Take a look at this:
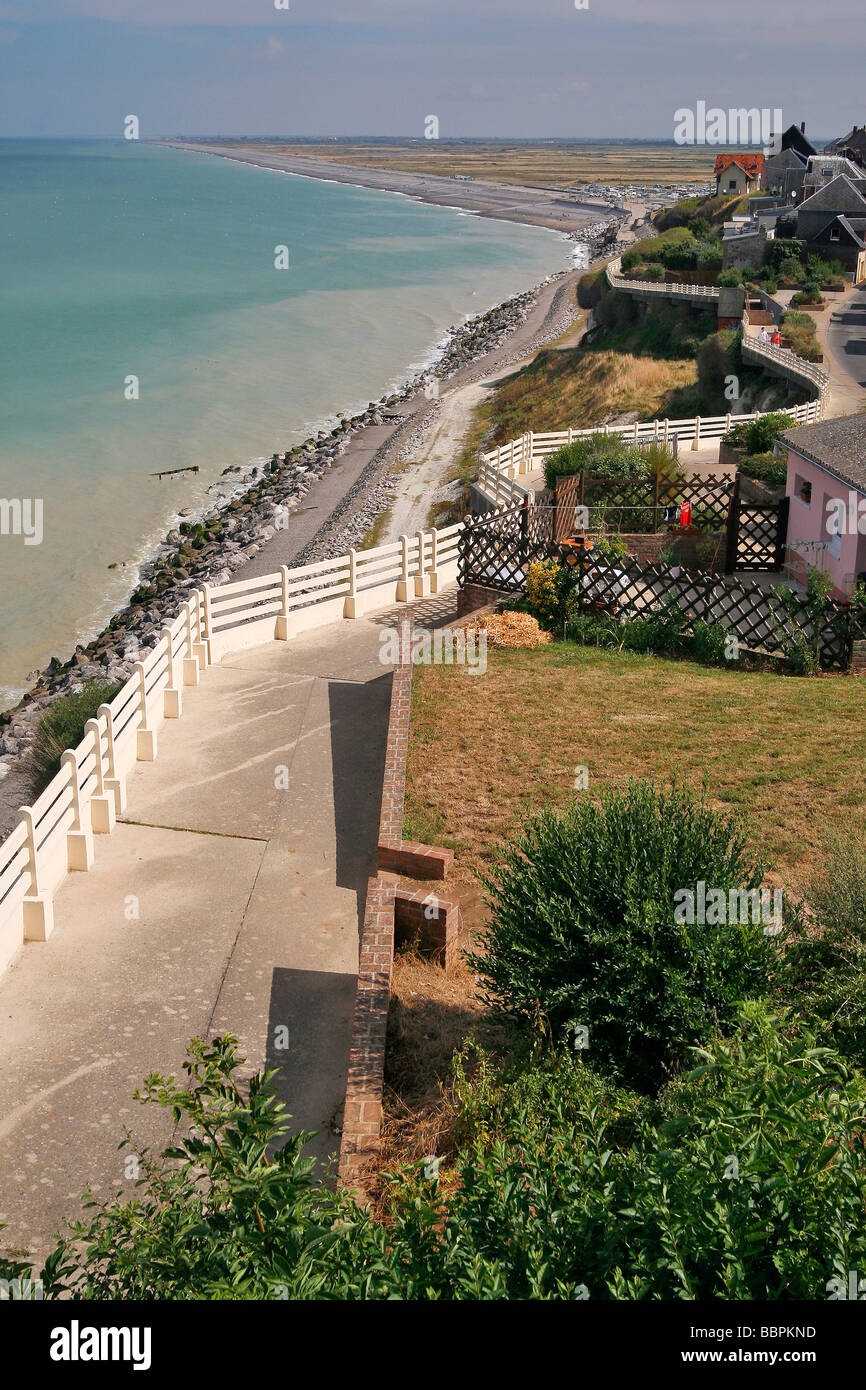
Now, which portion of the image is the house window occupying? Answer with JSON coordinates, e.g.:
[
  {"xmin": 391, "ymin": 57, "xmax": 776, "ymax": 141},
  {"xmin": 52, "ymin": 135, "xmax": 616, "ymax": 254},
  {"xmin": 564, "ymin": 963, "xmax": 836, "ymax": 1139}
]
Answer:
[
  {"xmin": 794, "ymin": 474, "xmax": 812, "ymax": 505},
  {"xmin": 830, "ymin": 226, "xmax": 840, "ymax": 242},
  {"xmin": 728, "ymin": 179, "xmax": 737, "ymax": 191}
]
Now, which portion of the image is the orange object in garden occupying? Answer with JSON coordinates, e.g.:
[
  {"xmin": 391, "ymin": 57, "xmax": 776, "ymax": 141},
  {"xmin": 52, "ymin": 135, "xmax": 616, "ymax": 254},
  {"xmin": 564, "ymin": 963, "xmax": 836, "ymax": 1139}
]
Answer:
[{"xmin": 679, "ymin": 500, "xmax": 692, "ymax": 528}]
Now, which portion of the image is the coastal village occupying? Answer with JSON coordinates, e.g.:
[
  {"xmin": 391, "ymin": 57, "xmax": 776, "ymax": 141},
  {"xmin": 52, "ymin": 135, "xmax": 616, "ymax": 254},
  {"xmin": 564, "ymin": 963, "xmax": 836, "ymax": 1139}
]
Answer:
[{"xmin": 2, "ymin": 109, "xmax": 866, "ymax": 1309}]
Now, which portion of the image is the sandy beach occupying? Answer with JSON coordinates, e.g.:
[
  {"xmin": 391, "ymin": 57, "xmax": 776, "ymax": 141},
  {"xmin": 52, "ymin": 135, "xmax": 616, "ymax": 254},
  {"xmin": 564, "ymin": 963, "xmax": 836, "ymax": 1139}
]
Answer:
[{"xmin": 161, "ymin": 141, "xmax": 615, "ymax": 234}]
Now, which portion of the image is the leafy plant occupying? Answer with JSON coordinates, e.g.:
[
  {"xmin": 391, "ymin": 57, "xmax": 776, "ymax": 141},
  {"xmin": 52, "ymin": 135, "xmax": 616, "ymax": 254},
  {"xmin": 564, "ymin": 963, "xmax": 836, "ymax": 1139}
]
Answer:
[
  {"xmin": 739, "ymin": 451, "xmax": 788, "ymax": 486},
  {"xmin": 469, "ymin": 780, "xmax": 779, "ymax": 1090},
  {"xmin": 9, "ymin": 1036, "xmax": 345, "ymax": 1300},
  {"xmin": 30, "ymin": 680, "xmax": 122, "ymax": 791},
  {"xmin": 692, "ymin": 620, "xmax": 731, "ymax": 666},
  {"xmin": 525, "ymin": 559, "xmax": 560, "ymax": 630},
  {"xmin": 365, "ymin": 1006, "xmax": 866, "ymax": 1300}
]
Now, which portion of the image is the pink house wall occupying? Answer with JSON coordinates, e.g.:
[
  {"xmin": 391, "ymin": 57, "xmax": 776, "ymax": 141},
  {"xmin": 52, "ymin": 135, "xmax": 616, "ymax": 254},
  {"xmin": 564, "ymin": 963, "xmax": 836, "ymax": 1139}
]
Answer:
[{"xmin": 785, "ymin": 446, "xmax": 866, "ymax": 596}]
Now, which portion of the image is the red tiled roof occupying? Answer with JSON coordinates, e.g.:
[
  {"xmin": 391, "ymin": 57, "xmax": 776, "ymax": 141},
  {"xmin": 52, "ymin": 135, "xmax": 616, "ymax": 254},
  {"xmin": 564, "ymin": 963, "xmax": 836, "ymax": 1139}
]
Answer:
[{"xmin": 714, "ymin": 153, "xmax": 765, "ymax": 177}]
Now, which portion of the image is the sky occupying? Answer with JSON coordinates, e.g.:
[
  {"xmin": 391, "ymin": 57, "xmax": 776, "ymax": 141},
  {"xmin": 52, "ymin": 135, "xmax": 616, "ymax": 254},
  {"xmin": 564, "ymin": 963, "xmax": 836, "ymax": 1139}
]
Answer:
[{"xmin": 0, "ymin": 0, "xmax": 863, "ymax": 141}]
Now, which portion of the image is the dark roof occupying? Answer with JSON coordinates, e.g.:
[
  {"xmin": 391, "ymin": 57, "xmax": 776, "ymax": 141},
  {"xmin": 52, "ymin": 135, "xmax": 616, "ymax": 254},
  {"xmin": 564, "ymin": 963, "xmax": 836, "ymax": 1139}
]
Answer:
[
  {"xmin": 797, "ymin": 174, "xmax": 866, "ymax": 216},
  {"xmin": 809, "ymin": 212, "xmax": 866, "ymax": 248},
  {"xmin": 781, "ymin": 123, "xmax": 817, "ymax": 158},
  {"xmin": 781, "ymin": 414, "xmax": 866, "ymax": 492}
]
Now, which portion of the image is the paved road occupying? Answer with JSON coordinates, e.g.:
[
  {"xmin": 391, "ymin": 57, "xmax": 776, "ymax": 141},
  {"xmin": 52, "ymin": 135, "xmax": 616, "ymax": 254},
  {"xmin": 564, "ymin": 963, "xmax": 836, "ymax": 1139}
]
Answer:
[{"xmin": 827, "ymin": 283, "xmax": 866, "ymax": 395}]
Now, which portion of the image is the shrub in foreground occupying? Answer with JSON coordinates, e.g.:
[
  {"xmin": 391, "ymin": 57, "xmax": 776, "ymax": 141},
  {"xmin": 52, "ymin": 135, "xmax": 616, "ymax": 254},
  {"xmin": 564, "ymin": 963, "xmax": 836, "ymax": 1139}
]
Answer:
[
  {"xmin": 409, "ymin": 1006, "xmax": 866, "ymax": 1299},
  {"xmin": 469, "ymin": 780, "xmax": 778, "ymax": 1090},
  {"xmin": 14, "ymin": 1010, "xmax": 866, "ymax": 1301}
]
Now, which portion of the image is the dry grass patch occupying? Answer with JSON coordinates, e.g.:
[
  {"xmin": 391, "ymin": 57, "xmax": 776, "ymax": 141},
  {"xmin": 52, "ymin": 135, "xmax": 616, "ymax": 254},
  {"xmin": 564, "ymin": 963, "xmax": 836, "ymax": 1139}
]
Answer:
[
  {"xmin": 247, "ymin": 141, "xmax": 714, "ymax": 189},
  {"xmin": 489, "ymin": 348, "xmax": 697, "ymax": 444},
  {"xmin": 406, "ymin": 644, "xmax": 866, "ymax": 893}
]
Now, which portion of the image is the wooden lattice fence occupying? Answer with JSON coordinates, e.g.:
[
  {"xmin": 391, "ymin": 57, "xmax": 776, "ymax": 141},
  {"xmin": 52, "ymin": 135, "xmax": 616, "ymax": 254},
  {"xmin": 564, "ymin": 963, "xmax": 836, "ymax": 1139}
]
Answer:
[{"xmin": 458, "ymin": 503, "xmax": 865, "ymax": 671}]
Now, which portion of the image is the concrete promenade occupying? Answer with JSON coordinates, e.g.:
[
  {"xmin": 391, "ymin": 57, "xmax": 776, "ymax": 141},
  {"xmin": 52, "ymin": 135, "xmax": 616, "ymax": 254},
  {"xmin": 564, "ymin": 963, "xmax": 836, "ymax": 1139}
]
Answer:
[{"xmin": 0, "ymin": 595, "xmax": 453, "ymax": 1262}]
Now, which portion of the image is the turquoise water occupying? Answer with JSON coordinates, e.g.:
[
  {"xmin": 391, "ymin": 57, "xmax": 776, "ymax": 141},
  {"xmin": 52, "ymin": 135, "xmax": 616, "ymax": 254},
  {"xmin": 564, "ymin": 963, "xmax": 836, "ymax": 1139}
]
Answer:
[{"xmin": 0, "ymin": 140, "xmax": 572, "ymax": 707}]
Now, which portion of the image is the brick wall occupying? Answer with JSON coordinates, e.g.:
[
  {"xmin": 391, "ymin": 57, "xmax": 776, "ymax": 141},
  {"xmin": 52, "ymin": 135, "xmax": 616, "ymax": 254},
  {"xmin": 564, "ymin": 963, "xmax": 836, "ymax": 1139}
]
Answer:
[
  {"xmin": 457, "ymin": 582, "xmax": 509, "ymax": 616},
  {"xmin": 338, "ymin": 874, "xmax": 395, "ymax": 1187},
  {"xmin": 338, "ymin": 614, "xmax": 459, "ymax": 1190}
]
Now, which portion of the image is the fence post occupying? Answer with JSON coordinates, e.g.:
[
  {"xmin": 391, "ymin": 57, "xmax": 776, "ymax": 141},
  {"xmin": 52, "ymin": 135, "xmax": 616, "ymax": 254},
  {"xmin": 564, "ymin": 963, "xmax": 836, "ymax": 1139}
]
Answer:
[
  {"xmin": 724, "ymin": 473, "xmax": 741, "ymax": 574},
  {"xmin": 161, "ymin": 627, "xmax": 182, "ymax": 719},
  {"xmin": 526, "ymin": 431, "xmax": 534, "ymax": 472},
  {"xmin": 60, "ymin": 750, "xmax": 94, "ymax": 872},
  {"xmin": 653, "ymin": 472, "xmax": 660, "ymax": 534},
  {"xmin": 97, "ymin": 702, "xmax": 126, "ymax": 817},
  {"xmin": 691, "ymin": 415, "xmax": 701, "ymax": 452},
  {"xmin": 86, "ymin": 716, "xmax": 116, "ymax": 834},
  {"xmin": 182, "ymin": 600, "xmax": 200, "ymax": 686},
  {"xmin": 414, "ymin": 531, "xmax": 430, "ymax": 598},
  {"xmin": 520, "ymin": 495, "xmax": 530, "ymax": 572},
  {"xmin": 396, "ymin": 534, "xmax": 411, "ymax": 602},
  {"xmin": 428, "ymin": 527, "xmax": 440, "ymax": 594},
  {"xmin": 457, "ymin": 515, "xmax": 470, "ymax": 592},
  {"xmin": 195, "ymin": 588, "xmax": 211, "ymax": 670},
  {"xmin": 663, "ymin": 418, "xmax": 669, "ymax": 447},
  {"xmin": 275, "ymin": 565, "xmax": 291, "ymax": 640},
  {"xmin": 774, "ymin": 496, "xmax": 791, "ymax": 573},
  {"xmin": 18, "ymin": 806, "xmax": 54, "ymax": 941},
  {"xmin": 344, "ymin": 548, "xmax": 359, "ymax": 618},
  {"xmin": 134, "ymin": 662, "xmax": 158, "ymax": 762}
]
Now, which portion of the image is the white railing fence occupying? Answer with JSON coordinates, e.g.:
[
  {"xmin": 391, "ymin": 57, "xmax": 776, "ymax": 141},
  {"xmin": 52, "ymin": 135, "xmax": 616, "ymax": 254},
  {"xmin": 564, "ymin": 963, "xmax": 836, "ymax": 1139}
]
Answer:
[
  {"xmin": 0, "ymin": 522, "xmax": 462, "ymax": 978},
  {"xmin": 475, "ymin": 400, "xmax": 823, "ymax": 505},
  {"xmin": 741, "ymin": 317, "xmax": 830, "ymax": 398},
  {"xmin": 606, "ymin": 256, "xmax": 720, "ymax": 301},
  {"xmin": 606, "ymin": 258, "xmax": 831, "ymax": 408}
]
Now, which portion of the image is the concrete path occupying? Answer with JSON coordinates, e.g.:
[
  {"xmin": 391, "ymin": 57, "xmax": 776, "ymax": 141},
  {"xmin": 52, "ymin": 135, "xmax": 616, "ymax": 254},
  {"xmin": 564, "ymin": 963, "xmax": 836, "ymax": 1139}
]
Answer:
[
  {"xmin": 824, "ymin": 283, "xmax": 866, "ymax": 412},
  {"xmin": 0, "ymin": 596, "xmax": 453, "ymax": 1262}
]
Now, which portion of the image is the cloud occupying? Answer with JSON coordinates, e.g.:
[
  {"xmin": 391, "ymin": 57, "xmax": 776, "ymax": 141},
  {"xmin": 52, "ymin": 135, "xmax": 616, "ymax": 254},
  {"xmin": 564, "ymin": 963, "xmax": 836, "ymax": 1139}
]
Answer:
[{"xmin": 8, "ymin": 0, "xmax": 863, "ymax": 26}]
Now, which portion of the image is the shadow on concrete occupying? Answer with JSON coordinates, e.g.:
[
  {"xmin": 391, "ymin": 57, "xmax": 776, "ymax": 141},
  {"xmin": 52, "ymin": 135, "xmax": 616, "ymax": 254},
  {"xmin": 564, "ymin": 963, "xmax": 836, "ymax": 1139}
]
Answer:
[
  {"xmin": 327, "ymin": 673, "xmax": 392, "ymax": 934},
  {"xmin": 266, "ymin": 965, "xmax": 358, "ymax": 1177}
]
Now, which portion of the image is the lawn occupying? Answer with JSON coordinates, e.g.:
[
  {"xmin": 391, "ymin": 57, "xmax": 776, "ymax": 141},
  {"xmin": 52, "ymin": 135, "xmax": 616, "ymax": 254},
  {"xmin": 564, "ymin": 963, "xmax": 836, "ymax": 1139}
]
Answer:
[{"xmin": 405, "ymin": 643, "xmax": 866, "ymax": 894}]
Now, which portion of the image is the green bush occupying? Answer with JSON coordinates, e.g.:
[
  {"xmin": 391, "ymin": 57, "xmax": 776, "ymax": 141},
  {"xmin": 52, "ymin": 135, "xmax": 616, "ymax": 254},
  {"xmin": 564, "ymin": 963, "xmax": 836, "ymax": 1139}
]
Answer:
[
  {"xmin": 30, "ymin": 679, "xmax": 122, "ymax": 790},
  {"xmin": 778, "ymin": 830, "xmax": 866, "ymax": 1071},
  {"xmin": 692, "ymin": 620, "xmax": 731, "ymax": 666},
  {"xmin": 791, "ymin": 281, "xmax": 823, "ymax": 307},
  {"xmin": 641, "ymin": 261, "xmax": 665, "ymax": 281},
  {"xmin": 716, "ymin": 267, "xmax": 743, "ymax": 287},
  {"xmin": 741, "ymin": 412, "xmax": 795, "ymax": 455},
  {"xmin": 542, "ymin": 433, "xmax": 649, "ymax": 492},
  {"xmin": 416, "ymin": 1006, "xmax": 866, "ymax": 1300},
  {"xmin": 781, "ymin": 310, "xmax": 823, "ymax": 361},
  {"xmin": 739, "ymin": 451, "xmax": 788, "ymax": 486},
  {"xmin": 13, "ymin": 1008, "xmax": 866, "ymax": 1301},
  {"xmin": 469, "ymin": 780, "xmax": 778, "ymax": 1090}
]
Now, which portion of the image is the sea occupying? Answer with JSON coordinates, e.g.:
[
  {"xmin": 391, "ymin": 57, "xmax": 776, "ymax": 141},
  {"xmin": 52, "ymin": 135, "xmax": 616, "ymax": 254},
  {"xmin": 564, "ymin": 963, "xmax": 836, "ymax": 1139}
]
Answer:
[{"xmin": 0, "ymin": 140, "xmax": 576, "ymax": 709}]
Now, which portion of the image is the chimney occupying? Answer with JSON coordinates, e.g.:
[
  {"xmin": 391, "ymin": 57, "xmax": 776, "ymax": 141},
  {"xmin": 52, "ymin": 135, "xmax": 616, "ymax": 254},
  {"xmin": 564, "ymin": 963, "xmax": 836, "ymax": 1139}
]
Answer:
[{"xmin": 800, "ymin": 121, "xmax": 806, "ymax": 134}]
